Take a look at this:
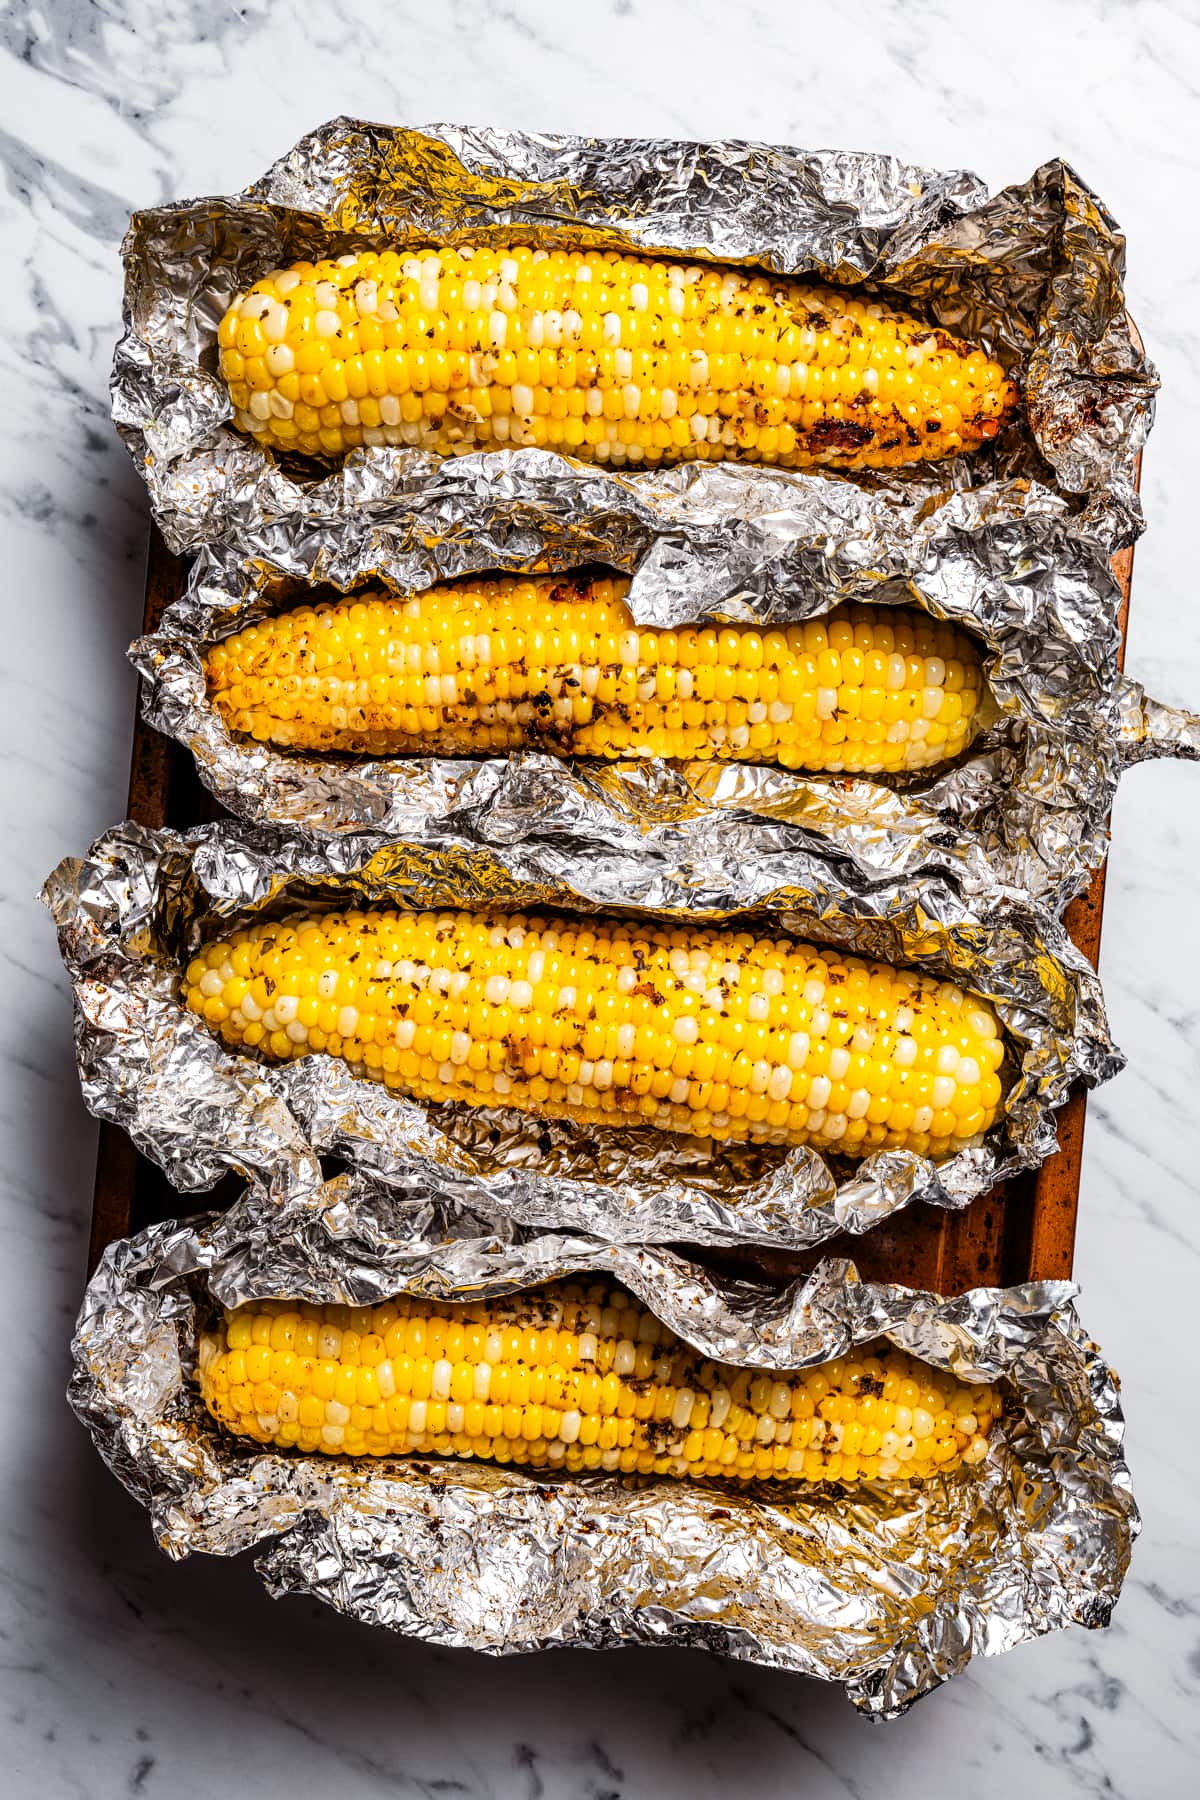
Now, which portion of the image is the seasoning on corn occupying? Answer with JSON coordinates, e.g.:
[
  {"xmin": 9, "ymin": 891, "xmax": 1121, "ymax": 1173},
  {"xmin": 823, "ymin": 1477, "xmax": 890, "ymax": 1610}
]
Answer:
[
  {"xmin": 217, "ymin": 246, "xmax": 1017, "ymax": 470},
  {"xmin": 206, "ymin": 578, "xmax": 986, "ymax": 775},
  {"xmin": 184, "ymin": 907, "xmax": 1006, "ymax": 1157},
  {"xmin": 199, "ymin": 1282, "xmax": 1001, "ymax": 1483}
]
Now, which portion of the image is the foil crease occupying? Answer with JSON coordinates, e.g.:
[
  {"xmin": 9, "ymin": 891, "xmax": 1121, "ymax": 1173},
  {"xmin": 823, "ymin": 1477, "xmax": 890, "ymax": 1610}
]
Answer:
[
  {"xmin": 134, "ymin": 504, "xmax": 1199, "ymax": 907},
  {"xmin": 43, "ymin": 817, "xmax": 1120, "ymax": 1253},
  {"xmin": 69, "ymin": 1179, "xmax": 1138, "ymax": 1717},
  {"xmin": 111, "ymin": 122, "xmax": 1154, "ymax": 559}
]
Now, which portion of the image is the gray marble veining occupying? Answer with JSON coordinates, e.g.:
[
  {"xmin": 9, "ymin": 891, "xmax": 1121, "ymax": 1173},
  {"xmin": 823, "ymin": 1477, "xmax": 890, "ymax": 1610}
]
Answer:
[{"xmin": 4, "ymin": 1, "xmax": 1200, "ymax": 1794}]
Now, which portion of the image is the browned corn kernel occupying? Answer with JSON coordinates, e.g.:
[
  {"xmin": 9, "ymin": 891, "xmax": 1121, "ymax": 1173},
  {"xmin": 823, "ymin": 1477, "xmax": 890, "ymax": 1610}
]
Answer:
[
  {"xmin": 206, "ymin": 578, "xmax": 985, "ymax": 774},
  {"xmin": 199, "ymin": 1282, "xmax": 1002, "ymax": 1483},
  {"xmin": 218, "ymin": 245, "xmax": 1018, "ymax": 470},
  {"xmin": 183, "ymin": 908, "xmax": 1006, "ymax": 1157}
]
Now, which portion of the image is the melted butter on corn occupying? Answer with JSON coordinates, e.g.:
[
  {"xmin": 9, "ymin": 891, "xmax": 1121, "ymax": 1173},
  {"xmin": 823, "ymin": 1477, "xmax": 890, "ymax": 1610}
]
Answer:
[
  {"xmin": 199, "ymin": 1282, "xmax": 1002, "ymax": 1483},
  {"xmin": 184, "ymin": 908, "xmax": 1006, "ymax": 1156},
  {"xmin": 218, "ymin": 246, "xmax": 1017, "ymax": 470},
  {"xmin": 206, "ymin": 580, "xmax": 985, "ymax": 775}
]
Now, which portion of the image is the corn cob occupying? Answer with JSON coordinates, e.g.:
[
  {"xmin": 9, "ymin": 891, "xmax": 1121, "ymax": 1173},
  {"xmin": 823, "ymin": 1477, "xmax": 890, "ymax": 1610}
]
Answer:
[
  {"xmin": 184, "ymin": 908, "xmax": 1005, "ymax": 1157},
  {"xmin": 199, "ymin": 1283, "xmax": 1001, "ymax": 1484},
  {"xmin": 206, "ymin": 579, "xmax": 985, "ymax": 775},
  {"xmin": 217, "ymin": 246, "xmax": 1017, "ymax": 470}
]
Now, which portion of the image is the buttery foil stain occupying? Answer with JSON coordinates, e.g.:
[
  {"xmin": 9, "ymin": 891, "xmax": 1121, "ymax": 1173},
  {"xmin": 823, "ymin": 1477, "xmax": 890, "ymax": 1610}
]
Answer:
[
  {"xmin": 43, "ymin": 817, "xmax": 1120, "ymax": 1252},
  {"xmin": 68, "ymin": 1181, "xmax": 1137, "ymax": 1717}
]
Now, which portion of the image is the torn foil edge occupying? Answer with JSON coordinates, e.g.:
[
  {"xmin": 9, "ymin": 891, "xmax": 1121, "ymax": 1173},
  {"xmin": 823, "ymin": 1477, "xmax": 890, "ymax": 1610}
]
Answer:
[
  {"xmin": 111, "ymin": 122, "xmax": 1154, "ymax": 557},
  {"xmin": 43, "ymin": 816, "xmax": 1121, "ymax": 1253},
  {"xmin": 69, "ymin": 1184, "xmax": 1137, "ymax": 1717}
]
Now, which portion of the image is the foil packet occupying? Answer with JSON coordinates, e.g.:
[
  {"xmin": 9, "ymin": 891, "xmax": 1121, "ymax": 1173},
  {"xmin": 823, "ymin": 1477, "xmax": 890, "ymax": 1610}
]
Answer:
[
  {"xmin": 133, "ymin": 509, "xmax": 1198, "ymax": 908},
  {"xmin": 43, "ymin": 816, "xmax": 1119, "ymax": 1253},
  {"xmin": 69, "ymin": 1177, "xmax": 1137, "ymax": 1717},
  {"xmin": 112, "ymin": 122, "xmax": 1154, "ymax": 560}
]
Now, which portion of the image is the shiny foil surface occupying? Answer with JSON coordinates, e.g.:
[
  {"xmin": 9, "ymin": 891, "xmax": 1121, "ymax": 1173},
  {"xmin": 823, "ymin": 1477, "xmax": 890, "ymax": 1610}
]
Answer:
[
  {"xmin": 133, "ymin": 507, "xmax": 1198, "ymax": 909},
  {"xmin": 43, "ymin": 817, "xmax": 1120, "ymax": 1252},
  {"xmin": 68, "ymin": 1178, "xmax": 1137, "ymax": 1717},
  {"xmin": 111, "ymin": 122, "xmax": 1154, "ymax": 556}
]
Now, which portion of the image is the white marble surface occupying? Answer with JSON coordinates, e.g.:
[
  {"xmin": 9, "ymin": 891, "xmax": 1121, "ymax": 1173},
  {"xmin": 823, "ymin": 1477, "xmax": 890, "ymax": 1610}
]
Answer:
[{"xmin": 5, "ymin": 1, "xmax": 1200, "ymax": 1793}]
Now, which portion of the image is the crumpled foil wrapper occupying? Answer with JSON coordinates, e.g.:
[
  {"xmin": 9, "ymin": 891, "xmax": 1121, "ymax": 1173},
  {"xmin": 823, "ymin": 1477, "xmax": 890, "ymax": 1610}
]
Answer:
[
  {"xmin": 112, "ymin": 121, "xmax": 1154, "ymax": 561},
  {"xmin": 43, "ymin": 815, "xmax": 1120, "ymax": 1252},
  {"xmin": 68, "ymin": 1176, "xmax": 1138, "ymax": 1716},
  {"xmin": 133, "ymin": 504, "xmax": 1200, "ymax": 908}
]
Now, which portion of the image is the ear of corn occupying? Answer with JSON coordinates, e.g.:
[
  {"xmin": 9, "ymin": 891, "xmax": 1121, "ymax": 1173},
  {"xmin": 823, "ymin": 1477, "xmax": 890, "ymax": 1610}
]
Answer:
[
  {"xmin": 184, "ymin": 908, "xmax": 1005, "ymax": 1158},
  {"xmin": 198, "ymin": 1283, "xmax": 1000, "ymax": 1485},
  {"xmin": 206, "ymin": 581, "xmax": 985, "ymax": 775},
  {"xmin": 217, "ymin": 246, "xmax": 1017, "ymax": 470}
]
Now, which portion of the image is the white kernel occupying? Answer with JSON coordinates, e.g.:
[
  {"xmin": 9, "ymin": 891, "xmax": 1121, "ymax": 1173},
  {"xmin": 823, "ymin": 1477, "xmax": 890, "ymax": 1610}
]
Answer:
[
  {"xmin": 829, "ymin": 1047, "xmax": 850, "ymax": 1080},
  {"xmin": 285, "ymin": 1020, "xmax": 307, "ymax": 1044},
  {"xmin": 957, "ymin": 1057, "xmax": 981, "ymax": 1087},
  {"xmin": 768, "ymin": 1065, "xmax": 793, "ymax": 1102},
  {"xmin": 847, "ymin": 1088, "xmax": 871, "ymax": 1118},
  {"xmin": 893, "ymin": 1036, "xmax": 917, "ymax": 1067},
  {"xmin": 614, "ymin": 1340, "xmax": 637, "ymax": 1376},
  {"xmin": 265, "ymin": 343, "xmax": 295, "ymax": 377},
  {"xmin": 912, "ymin": 1105, "xmax": 934, "ymax": 1132},
  {"xmin": 248, "ymin": 390, "xmax": 272, "ymax": 421},
  {"xmin": 807, "ymin": 1074, "xmax": 831, "ymax": 1109},
  {"xmin": 272, "ymin": 994, "xmax": 298, "ymax": 1024},
  {"xmin": 485, "ymin": 976, "xmax": 510, "ymax": 1005},
  {"xmin": 788, "ymin": 1032, "xmax": 810, "ymax": 1069},
  {"xmin": 473, "ymin": 1364, "xmax": 490, "ymax": 1401},
  {"xmin": 709, "ymin": 1388, "xmax": 731, "ymax": 1429},
  {"xmin": 336, "ymin": 1006, "xmax": 359, "ymax": 1037},
  {"xmin": 431, "ymin": 1359, "xmax": 452, "ymax": 1401},
  {"xmin": 932, "ymin": 1076, "xmax": 957, "ymax": 1109},
  {"xmin": 559, "ymin": 1409, "xmax": 582, "ymax": 1444},
  {"xmin": 672, "ymin": 1015, "xmax": 699, "ymax": 1044},
  {"xmin": 407, "ymin": 1399, "xmax": 427, "ymax": 1435},
  {"xmin": 512, "ymin": 383, "xmax": 534, "ymax": 416},
  {"xmin": 315, "ymin": 309, "xmax": 341, "ymax": 339}
]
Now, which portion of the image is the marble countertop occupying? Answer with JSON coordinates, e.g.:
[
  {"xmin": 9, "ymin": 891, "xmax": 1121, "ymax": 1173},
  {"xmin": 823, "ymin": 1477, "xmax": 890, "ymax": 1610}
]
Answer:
[{"xmin": 6, "ymin": 1, "xmax": 1200, "ymax": 1794}]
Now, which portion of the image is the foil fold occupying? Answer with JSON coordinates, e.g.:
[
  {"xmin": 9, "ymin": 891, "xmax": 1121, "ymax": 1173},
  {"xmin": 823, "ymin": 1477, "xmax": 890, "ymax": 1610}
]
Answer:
[
  {"xmin": 69, "ymin": 1178, "xmax": 1137, "ymax": 1716},
  {"xmin": 44, "ymin": 816, "xmax": 1120, "ymax": 1252},
  {"xmin": 112, "ymin": 122, "xmax": 1153, "ymax": 557}
]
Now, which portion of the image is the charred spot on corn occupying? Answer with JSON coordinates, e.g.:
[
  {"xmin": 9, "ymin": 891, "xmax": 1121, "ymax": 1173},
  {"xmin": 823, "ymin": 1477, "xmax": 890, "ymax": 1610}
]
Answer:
[
  {"xmin": 217, "ymin": 245, "xmax": 1018, "ymax": 472},
  {"xmin": 197, "ymin": 1281, "xmax": 1003, "ymax": 1486},
  {"xmin": 183, "ymin": 905, "xmax": 1007, "ymax": 1158},
  {"xmin": 204, "ymin": 578, "xmax": 987, "ymax": 777}
]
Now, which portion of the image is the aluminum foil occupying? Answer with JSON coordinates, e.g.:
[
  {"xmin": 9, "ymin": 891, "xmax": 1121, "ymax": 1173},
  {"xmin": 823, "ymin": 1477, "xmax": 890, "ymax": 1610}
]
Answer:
[
  {"xmin": 69, "ymin": 1176, "xmax": 1137, "ymax": 1717},
  {"xmin": 111, "ymin": 121, "xmax": 1154, "ymax": 560},
  {"xmin": 43, "ymin": 816, "xmax": 1119, "ymax": 1253},
  {"xmin": 132, "ymin": 514, "xmax": 1200, "ymax": 908}
]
